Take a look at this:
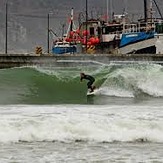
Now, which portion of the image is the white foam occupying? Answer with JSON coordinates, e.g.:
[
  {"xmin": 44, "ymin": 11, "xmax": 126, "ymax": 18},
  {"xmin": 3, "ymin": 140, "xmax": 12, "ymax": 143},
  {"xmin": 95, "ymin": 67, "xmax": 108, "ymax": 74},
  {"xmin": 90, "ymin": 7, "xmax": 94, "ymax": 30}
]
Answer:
[
  {"xmin": 97, "ymin": 87, "xmax": 134, "ymax": 97},
  {"xmin": 0, "ymin": 105, "xmax": 163, "ymax": 143},
  {"xmin": 136, "ymin": 67, "xmax": 163, "ymax": 97},
  {"xmin": 98, "ymin": 64, "xmax": 163, "ymax": 97}
]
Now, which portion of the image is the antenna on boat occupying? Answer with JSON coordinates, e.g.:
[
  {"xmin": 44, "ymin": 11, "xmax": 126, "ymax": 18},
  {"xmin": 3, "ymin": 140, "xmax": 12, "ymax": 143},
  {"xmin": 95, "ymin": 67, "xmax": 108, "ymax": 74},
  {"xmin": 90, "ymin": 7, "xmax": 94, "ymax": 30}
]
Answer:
[{"xmin": 62, "ymin": 24, "xmax": 65, "ymax": 38}]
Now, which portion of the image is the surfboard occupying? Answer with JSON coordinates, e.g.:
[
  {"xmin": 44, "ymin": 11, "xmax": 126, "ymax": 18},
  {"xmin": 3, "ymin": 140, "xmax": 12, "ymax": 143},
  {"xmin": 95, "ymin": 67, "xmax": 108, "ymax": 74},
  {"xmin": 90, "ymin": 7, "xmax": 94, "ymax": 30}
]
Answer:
[
  {"xmin": 87, "ymin": 88, "xmax": 98, "ymax": 96},
  {"xmin": 87, "ymin": 90, "xmax": 95, "ymax": 96}
]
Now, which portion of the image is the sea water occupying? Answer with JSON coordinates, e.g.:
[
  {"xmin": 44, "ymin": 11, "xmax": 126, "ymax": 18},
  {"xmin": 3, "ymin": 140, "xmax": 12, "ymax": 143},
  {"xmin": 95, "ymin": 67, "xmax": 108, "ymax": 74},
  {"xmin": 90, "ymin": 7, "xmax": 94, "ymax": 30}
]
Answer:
[{"xmin": 0, "ymin": 64, "xmax": 163, "ymax": 162}]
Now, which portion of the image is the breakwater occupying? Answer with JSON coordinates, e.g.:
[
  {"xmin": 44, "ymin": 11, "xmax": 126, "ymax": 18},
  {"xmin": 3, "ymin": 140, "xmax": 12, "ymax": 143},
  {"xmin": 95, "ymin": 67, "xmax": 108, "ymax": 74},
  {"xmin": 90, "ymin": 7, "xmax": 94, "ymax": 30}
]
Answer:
[{"xmin": 1, "ymin": 53, "xmax": 163, "ymax": 68}]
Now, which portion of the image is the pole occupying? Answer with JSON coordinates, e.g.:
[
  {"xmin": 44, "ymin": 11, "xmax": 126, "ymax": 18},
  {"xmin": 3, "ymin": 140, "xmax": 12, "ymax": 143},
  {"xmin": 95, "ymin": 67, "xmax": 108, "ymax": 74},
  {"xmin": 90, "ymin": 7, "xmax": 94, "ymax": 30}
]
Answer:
[
  {"xmin": 47, "ymin": 13, "xmax": 50, "ymax": 54},
  {"xmin": 107, "ymin": 0, "xmax": 109, "ymax": 23},
  {"xmin": 5, "ymin": 2, "xmax": 8, "ymax": 54},
  {"xmin": 85, "ymin": 0, "xmax": 88, "ymax": 53},
  {"xmin": 110, "ymin": 0, "xmax": 113, "ymax": 22}
]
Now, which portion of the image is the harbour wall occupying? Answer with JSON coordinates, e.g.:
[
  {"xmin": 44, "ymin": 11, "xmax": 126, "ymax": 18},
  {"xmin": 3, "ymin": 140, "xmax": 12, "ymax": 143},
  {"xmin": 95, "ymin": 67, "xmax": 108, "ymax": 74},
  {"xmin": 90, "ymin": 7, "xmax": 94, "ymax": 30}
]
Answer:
[{"xmin": 0, "ymin": 53, "xmax": 163, "ymax": 68}]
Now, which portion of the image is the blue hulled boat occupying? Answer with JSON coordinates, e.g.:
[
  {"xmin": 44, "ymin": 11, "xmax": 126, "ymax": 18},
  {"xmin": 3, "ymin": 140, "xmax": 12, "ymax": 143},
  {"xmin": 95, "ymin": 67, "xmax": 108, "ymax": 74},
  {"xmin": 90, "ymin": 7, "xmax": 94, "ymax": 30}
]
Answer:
[{"xmin": 52, "ymin": 41, "xmax": 76, "ymax": 54}]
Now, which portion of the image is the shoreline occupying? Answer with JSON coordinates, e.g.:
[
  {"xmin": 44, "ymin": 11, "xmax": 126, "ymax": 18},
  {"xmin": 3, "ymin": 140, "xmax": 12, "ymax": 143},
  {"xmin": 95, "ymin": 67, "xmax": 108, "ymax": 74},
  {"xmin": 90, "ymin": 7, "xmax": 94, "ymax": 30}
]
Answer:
[{"xmin": 0, "ymin": 53, "xmax": 163, "ymax": 68}]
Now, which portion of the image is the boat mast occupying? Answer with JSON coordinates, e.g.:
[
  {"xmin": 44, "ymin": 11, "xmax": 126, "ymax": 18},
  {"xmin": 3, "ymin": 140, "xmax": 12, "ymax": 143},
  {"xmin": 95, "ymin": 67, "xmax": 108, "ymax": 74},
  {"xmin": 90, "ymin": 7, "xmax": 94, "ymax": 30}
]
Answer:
[
  {"xmin": 149, "ymin": 0, "xmax": 153, "ymax": 22},
  {"xmin": 85, "ymin": 0, "xmax": 88, "ymax": 52},
  {"xmin": 144, "ymin": 0, "xmax": 148, "ymax": 22},
  {"xmin": 66, "ymin": 8, "xmax": 75, "ymax": 38}
]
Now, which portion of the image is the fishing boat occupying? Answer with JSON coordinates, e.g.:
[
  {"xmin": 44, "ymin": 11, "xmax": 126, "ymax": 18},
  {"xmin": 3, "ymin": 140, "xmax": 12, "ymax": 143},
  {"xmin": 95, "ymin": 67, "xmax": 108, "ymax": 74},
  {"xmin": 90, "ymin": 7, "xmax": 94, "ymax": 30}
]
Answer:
[
  {"xmin": 52, "ymin": 41, "xmax": 76, "ymax": 54},
  {"xmin": 51, "ymin": 0, "xmax": 163, "ymax": 55},
  {"xmin": 115, "ymin": 0, "xmax": 163, "ymax": 54},
  {"xmin": 78, "ymin": 0, "xmax": 163, "ymax": 54},
  {"xmin": 118, "ymin": 22, "xmax": 157, "ymax": 54},
  {"xmin": 52, "ymin": 8, "xmax": 77, "ymax": 54}
]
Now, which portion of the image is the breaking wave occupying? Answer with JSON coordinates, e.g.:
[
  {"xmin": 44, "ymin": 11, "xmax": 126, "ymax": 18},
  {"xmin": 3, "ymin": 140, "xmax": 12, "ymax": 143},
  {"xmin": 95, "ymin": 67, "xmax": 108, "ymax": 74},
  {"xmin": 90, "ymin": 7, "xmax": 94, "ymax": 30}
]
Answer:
[
  {"xmin": 0, "ymin": 105, "xmax": 163, "ymax": 144},
  {"xmin": 0, "ymin": 63, "xmax": 163, "ymax": 104}
]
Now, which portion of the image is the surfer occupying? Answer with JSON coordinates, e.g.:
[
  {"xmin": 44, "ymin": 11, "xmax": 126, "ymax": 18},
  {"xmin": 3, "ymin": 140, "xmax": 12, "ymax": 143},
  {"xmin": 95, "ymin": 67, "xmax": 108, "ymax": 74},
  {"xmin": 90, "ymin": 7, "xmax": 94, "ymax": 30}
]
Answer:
[{"xmin": 80, "ymin": 73, "xmax": 95, "ymax": 92}]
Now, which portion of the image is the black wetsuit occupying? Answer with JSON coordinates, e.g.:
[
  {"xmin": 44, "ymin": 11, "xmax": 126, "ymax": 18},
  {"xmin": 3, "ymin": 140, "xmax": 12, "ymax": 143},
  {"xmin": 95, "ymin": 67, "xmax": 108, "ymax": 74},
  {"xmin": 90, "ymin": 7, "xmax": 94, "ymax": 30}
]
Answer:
[{"xmin": 81, "ymin": 74, "xmax": 95, "ymax": 90}]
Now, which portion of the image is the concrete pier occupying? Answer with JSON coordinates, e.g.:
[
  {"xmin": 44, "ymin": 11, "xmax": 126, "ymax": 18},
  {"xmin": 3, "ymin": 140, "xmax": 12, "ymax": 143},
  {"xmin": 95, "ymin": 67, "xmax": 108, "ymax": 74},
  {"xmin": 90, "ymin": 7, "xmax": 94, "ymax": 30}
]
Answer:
[{"xmin": 0, "ymin": 53, "xmax": 163, "ymax": 68}]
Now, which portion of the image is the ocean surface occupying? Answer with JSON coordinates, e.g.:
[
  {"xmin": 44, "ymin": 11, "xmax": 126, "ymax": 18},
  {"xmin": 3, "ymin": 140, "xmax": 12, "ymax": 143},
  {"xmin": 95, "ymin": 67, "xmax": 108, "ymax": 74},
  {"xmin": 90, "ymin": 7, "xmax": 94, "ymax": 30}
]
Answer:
[{"xmin": 1, "ymin": 63, "xmax": 163, "ymax": 162}]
